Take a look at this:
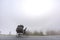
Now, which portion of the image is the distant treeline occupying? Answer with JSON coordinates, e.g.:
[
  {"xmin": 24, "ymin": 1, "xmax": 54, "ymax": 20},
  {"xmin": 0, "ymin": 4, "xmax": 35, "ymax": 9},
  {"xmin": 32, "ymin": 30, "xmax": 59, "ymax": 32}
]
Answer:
[
  {"xmin": 0, "ymin": 30, "xmax": 60, "ymax": 36},
  {"xmin": 25, "ymin": 30, "xmax": 60, "ymax": 36}
]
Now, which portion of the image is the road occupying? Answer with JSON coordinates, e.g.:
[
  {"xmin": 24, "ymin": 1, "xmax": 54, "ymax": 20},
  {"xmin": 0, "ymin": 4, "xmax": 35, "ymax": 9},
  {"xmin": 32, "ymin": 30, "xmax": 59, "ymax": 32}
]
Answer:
[{"xmin": 0, "ymin": 35, "xmax": 60, "ymax": 40}]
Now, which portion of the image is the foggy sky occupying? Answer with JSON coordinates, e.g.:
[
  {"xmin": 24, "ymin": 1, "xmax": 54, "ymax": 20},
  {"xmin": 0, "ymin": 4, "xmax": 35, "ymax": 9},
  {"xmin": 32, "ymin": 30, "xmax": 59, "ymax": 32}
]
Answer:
[{"xmin": 0, "ymin": 0, "xmax": 60, "ymax": 34}]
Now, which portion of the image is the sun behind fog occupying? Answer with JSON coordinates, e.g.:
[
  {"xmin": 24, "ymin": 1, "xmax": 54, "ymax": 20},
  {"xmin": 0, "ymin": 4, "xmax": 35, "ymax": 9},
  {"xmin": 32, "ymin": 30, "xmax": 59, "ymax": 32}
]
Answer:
[{"xmin": 22, "ymin": 0, "xmax": 53, "ymax": 19}]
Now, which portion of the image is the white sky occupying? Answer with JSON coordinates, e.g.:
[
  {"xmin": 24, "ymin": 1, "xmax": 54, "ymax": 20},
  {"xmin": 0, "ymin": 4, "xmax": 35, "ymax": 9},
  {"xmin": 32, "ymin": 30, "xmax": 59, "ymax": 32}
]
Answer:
[{"xmin": 0, "ymin": 0, "xmax": 60, "ymax": 34}]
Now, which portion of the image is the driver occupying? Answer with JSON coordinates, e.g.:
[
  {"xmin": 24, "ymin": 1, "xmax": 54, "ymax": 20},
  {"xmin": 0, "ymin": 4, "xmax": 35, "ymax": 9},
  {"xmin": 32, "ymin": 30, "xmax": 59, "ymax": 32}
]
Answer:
[{"xmin": 16, "ymin": 25, "xmax": 24, "ymax": 33}]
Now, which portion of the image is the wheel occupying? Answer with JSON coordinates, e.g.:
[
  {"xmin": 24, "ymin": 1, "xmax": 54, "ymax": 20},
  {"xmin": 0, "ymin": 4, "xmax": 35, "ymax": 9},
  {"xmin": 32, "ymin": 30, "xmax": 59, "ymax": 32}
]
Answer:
[{"xmin": 16, "ymin": 33, "xmax": 21, "ymax": 38}]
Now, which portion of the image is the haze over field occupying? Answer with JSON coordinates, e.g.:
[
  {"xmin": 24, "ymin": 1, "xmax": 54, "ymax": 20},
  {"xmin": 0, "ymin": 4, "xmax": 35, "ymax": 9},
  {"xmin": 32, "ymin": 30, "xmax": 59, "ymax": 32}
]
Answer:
[{"xmin": 0, "ymin": 0, "xmax": 60, "ymax": 34}]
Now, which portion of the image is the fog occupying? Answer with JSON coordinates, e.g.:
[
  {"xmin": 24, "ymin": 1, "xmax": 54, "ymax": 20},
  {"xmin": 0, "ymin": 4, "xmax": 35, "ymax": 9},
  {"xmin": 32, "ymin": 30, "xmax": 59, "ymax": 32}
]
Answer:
[{"xmin": 0, "ymin": 0, "xmax": 60, "ymax": 34}]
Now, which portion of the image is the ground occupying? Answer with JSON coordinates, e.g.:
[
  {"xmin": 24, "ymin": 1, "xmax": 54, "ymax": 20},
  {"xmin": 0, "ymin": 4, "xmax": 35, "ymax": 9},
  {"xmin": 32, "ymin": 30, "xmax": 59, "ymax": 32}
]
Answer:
[{"xmin": 0, "ymin": 35, "xmax": 60, "ymax": 40}]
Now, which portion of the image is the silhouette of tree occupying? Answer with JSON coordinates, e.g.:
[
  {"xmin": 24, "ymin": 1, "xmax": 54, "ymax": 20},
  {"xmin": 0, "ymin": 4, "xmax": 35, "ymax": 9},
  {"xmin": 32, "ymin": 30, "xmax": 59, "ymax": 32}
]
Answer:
[
  {"xmin": 9, "ymin": 32, "xmax": 11, "ymax": 35},
  {"xmin": 40, "ymin": 31, "xmax": 44, "ymax": 36},
  {"xmin": 0, "ymin": 31, "xmax": 1, "ymax": 34}
]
